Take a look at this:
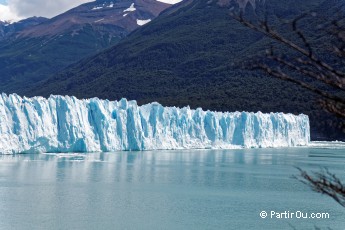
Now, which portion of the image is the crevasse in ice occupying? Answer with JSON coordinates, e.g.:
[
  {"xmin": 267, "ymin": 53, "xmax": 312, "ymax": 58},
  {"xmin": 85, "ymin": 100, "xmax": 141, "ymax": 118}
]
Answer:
[{"xmin": 0, "ymin": 94, "xmax": 310, "ymax": 154}]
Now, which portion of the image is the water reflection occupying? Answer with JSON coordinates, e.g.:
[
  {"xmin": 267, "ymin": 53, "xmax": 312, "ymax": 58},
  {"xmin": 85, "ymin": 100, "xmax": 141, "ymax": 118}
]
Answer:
[
  {"xmin": 1, "ymin": 148, "xmax": 345, "ymax": 185},
  {"xmin": 0, "ymin": 147, "xmax": 344, "ymax": 230}
]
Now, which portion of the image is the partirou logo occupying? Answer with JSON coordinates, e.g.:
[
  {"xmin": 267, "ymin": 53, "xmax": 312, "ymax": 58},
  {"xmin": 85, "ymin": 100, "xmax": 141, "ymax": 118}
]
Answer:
[{"xmin": 259, "ymin": 211, "xmax": 330, "ymax": 219}]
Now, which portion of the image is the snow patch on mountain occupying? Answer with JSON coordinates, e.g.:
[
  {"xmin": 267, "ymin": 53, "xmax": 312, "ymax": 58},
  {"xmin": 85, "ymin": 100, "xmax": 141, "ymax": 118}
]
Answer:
[
  {"xmin": 92, "ymin": 2, "xmax": 115, "ymax": 10},
  {"xmin": 123, "ymin": 3, "xmax": 136, "ymax": 12},
  {"xmin": 94, "ymin": 18, "xmax": 104, "ymax": 23},
  {"xmin": 92, "ymin": 6, "xmax": 103, "ymax": 10},
  {"xmin": 137, "ymin": 19, "xmax": 151, "ymax": 26},
  {"xmin": 156, "ymin": 0, "xmax": 183, "ymax": 4}
]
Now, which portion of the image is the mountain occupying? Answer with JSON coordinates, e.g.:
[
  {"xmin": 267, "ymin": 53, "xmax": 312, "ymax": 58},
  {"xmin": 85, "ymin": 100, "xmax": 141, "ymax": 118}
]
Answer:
[
  {"xmin": 0, "ymin": 0, "xmax": 175, "ymax": 93},
  {"xmin": 16, "ymin": 0, "xmax": 172, "ymax": 38},
  {"xmin": 25, "ymin": 0, "xmax": 344, "ymax": 141},
  {"xmin": 0, "ymin": 17, "xmax": 48, "ymax": 41}
]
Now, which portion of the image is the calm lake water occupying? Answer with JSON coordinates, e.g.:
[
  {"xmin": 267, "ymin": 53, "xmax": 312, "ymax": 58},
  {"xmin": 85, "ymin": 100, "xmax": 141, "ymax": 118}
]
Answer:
[{"xmin": 0, "ymin": 143, "xmax": 344, "ymax": 230}]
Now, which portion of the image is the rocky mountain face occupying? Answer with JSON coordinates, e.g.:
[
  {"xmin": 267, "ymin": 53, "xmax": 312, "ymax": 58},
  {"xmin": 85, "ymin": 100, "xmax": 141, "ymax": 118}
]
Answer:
[
  {"xmin": 17, "ymin": 0, "xmax": 172, "ymax": 38},
  {"xmin": 0, "ymin": 17, "xmax": 48, "ymax": 41},
  {"xmin": 217, "ymin": 0, "xmax": 264, "ymax": 9},
  {"xmin": 0, "ymin": 0, "xmax": 175, "ymax": 93}
]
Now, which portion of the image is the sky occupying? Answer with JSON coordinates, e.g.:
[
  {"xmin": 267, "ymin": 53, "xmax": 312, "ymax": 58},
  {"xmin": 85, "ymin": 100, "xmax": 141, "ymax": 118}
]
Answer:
[{"xmin": 0, "ymin": 0, "xmax": 93, "ymax": 22}]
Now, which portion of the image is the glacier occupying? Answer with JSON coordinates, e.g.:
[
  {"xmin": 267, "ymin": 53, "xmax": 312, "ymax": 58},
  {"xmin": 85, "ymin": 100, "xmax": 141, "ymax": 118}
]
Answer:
[{"xmin": 0, "ymin": 94, "xmax": 310, "ymax": 154}]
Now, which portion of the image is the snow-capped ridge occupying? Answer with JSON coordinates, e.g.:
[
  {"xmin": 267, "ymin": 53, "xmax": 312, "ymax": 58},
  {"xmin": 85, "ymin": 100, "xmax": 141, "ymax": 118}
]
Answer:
[
  {"xmin": 0, "ymin": 94, "xmax": 310, "ymax": 154},
  {"xmin": 92, "ymin": 2, "xmax": 115, "ymax": 10}
]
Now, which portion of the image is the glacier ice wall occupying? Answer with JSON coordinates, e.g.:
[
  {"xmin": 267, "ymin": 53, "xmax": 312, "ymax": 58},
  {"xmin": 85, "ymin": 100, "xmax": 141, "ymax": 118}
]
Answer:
[{"xmin": 0, "ymin": 94, "xmax": 310, "ymax": 154}]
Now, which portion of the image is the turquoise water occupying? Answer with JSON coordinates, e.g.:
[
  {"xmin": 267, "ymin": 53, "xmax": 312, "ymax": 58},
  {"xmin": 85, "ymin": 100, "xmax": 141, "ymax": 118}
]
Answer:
[{"xmin": 0, "ymin": 144, "xmax": 344, "ymax": 229}]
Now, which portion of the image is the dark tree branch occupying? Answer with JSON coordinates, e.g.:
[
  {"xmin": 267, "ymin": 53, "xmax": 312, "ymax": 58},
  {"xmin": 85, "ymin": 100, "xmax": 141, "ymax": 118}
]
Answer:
[
  {"xmin": 229, "ymin": 3, "xmax": 345, "ymax": 212},
  {"xmin": 267, "ymin": 53, "xmax": 345, "ymax": 92},
  {"xmin": 292, "ymin": 13, "xmax": 313, "ymax": 57},
  {"xmin": 295, "ymin": 58, "xmax": 345, "ymax": 89},
  {"xmin": 230, "ymin": 12, "xmax": 345, "ymax": 79},
  {"xmin": 230, "ymin": 11, "xmax": 345, "ymax": 119},
  {"xmin": 255, "ymin": 64, "xmax": 345, "ymax": 106},
  {"xmin": 295, "ymin": 167, "xmax": 345, "ymax": 208}
]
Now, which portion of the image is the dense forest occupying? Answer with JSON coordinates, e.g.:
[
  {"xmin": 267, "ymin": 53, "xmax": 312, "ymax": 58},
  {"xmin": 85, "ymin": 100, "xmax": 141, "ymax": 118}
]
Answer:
[{"xmin": 15, "ymin": 0, "xmax": 345, "ymax": 140}]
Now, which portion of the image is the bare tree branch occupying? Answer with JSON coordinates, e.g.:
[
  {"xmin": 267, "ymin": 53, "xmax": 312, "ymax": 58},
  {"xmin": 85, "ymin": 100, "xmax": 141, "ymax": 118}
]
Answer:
[
  {"xmin": 255, "ymin": 64, "xmax": 345, "ymax": 106},
  {"xmin": 295, "ymin": 167, "xmax": 345, "ymax": 208},
  {"xmin": 230, "ymin": 12, "xmax": 345, "ymax": 79},
  {"xmin": 229, "ymin": 3, "xmax": 345, "ymax": 212},
  {"xmin": 267, "ymin": 53, "xmax": 345, "ymax": 91},
  {"xmin": 230, "ymin": 11, "xmax": 345, "ymax": 119}
]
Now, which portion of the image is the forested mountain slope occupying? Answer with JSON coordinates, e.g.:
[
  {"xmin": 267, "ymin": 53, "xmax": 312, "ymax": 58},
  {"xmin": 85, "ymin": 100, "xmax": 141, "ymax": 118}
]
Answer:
[
  {"xmin": 26, "ymin": 0, "xmax": 344, "ymax": 140},
  {"xmin": 0, "ymin": 0, "xmax": 174, "ymax": 93}
]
